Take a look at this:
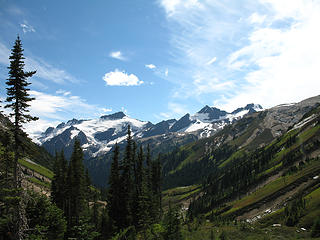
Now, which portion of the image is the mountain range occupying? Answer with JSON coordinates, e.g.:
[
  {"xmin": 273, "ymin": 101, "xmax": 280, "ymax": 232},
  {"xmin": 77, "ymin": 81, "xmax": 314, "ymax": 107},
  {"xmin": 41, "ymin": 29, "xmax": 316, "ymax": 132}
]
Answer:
[{"xmin": 37, "ymin": 103, "xmax": 263, "ymax": 159}]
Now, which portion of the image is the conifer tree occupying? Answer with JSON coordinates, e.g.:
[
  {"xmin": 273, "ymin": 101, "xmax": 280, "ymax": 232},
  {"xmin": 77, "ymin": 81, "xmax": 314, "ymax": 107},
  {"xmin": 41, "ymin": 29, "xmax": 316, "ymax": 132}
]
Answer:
[
  {"xmin": 65, "ymin": 139, "xmax": 86, "ymax": 233},
  {"xmin": 151, "ymin": 154, "xmax": 162, "ymax": 221},
  {"xmin": 107, "ymin": 143, "xmax": 122, "ymax": 232},
  {"xmin": 163, "ymin": 202, "xmax": 183, "ymax": 240},
  {"xmin": 136, "ymin": 146, "xmax": 150, "ymax": 230},
  {"xmin": 5, "ymin": 36, "xmax": 38, "ymax": 187},
  {"xmin": 119, "ymin": 125, "xmax": 134, "ymax": 228},
  {"xmin": 51, "ymin": 151, "xmax": 67, "ymax": 211},
  {"xmin": 4, "ymin": 35, "xmax": 38, "ymax": 240}
]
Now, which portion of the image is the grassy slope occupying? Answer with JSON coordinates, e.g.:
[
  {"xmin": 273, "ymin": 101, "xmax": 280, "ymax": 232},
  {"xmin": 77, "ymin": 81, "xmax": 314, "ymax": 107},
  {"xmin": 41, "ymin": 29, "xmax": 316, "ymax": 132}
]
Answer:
[{"xmin": 19, "ymin": 158, "xmax": 54, "ymax": 180}]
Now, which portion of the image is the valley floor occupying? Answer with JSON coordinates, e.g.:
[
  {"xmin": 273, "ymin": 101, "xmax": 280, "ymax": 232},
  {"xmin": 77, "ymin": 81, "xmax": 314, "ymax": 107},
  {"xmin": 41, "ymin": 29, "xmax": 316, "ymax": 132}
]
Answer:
[{"xmin": 182, "ymin": 222, "xmax": 320, "ymax": 240}]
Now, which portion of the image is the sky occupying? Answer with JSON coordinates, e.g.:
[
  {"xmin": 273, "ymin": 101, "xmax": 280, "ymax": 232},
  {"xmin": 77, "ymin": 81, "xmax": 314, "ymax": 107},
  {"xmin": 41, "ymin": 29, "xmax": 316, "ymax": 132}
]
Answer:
[{"xmin": 0, "ymin": 0, "xmax": 320, "ymax": 139}]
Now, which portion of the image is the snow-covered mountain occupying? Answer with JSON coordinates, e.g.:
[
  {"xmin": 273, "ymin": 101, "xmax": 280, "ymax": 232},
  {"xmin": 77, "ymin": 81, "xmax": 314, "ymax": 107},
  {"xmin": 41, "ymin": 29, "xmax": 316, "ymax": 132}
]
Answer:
[{"xmin": 38, "ymin": 103, "xmax": 263, "ymax": 158}]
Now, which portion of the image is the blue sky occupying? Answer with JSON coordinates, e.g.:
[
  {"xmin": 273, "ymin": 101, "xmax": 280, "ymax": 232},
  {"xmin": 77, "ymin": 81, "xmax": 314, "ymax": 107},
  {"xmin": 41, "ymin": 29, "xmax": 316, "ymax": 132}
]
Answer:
[{"xmin": 1, "ymin": 0, "xmax": 320, "ymax": 138}]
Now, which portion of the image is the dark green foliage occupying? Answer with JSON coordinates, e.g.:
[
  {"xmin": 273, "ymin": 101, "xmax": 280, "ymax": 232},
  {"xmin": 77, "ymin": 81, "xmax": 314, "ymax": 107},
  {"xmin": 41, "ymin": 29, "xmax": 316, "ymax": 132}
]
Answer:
[
  {"xmin": 219, "ymin": 230, "xmax": 228, "ymax": 240},
  {"xmin": 311, "ymin": 216, "xmax": 320, "ymax": 238},
  {"xmin": 163, "ymin": 203, "xmax": 183, "ymax": 240},
  {"xmin": 119, "ymin": 125, "xmax": 134, "ymax": 228},
  {"xmin": 69, "ymin": 217, "xmax": 100, "ymax": 240},
  {"xmin": 51, "ymin": 151, "xmax": 67, "ymax": 211},
  {"xmin": 66, "ymin": 139, "xmax": 86, "ymax": 227},
  {"xmin": 210, "ymin": 229, "xmax": 215, "ymax": 240},
  {"xmin": 25, "ymin": 192, "xmax": 66, "ymax": 240},
  {"xmin": 107, "ymin": 126, "xmax": 163, "ymax": 237},
  {"xmin": 284, "ymin": 196, "xmax": 306, "ymax": 226},
  {"xmin": 100, "ymin": 207, "xmax": 112, "ymax": 239},
  {"xmin": 108, "ymin": 143, "xmax": 122, "ymax": 232},
  {"xmin": 51, "ymin": 139, "xmax": 101, "ymax": 239}
]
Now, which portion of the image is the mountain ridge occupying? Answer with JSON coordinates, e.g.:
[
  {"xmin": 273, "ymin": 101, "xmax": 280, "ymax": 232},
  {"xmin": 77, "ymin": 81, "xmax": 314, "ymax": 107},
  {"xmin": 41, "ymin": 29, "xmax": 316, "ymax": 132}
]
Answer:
[{"xmin": 38, "ymin": 103, "xmax": 262, "ymax": 159}]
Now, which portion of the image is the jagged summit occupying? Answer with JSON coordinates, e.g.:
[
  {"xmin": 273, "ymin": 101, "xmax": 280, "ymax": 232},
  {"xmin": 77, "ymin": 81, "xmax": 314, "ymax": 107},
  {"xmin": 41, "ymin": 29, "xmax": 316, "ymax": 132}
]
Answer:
[{"xmin": 100, "ymin": 111, "xmax": 126, "ymax": 120}]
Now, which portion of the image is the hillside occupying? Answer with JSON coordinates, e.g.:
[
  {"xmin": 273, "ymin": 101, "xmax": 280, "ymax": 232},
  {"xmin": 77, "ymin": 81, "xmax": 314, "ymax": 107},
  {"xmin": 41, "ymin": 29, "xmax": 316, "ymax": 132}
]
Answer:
[
  {"xmin": 161, "ymin": 95, "xmax": 320, "ymax": 189},
  {"xmin": 0, "ymin": 113, "xmax": 54, "ymax": 170},
  {"xmin": 160, "ymin": 96, "xmax": 320, "ymax": 239}
]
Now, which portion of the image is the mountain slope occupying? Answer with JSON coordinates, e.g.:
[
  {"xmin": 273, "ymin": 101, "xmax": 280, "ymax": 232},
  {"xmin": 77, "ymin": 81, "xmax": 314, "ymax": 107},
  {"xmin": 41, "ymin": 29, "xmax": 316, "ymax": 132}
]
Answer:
[
  {"xmin": 160, "ymin": 95, "xmax": 320, "ymax": 231},
  {"xmin": 161, "ymin": 95, "xmax": 320, "ymax": 190}
]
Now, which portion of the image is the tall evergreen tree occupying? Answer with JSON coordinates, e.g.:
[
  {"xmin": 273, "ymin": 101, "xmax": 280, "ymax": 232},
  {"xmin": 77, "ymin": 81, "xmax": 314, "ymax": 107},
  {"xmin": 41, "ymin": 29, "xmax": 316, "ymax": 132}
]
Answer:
[
  {"xmin": 51, "ymin": 151, "xmax": 67, "ymax": 211},
  {"xmin": 119, "ymin": 125, "xmax": 134, "ymax": 228},
  {"xmin": 4, "ymin": 35, "xmax": 38, "ymax": 240},
  {"xmin": 151, "ymin": 154, "xmax": 162, "ymax": 221},
  {"xmin": 163, "ymin": 202, "xmax": 183, "ymax": 240},
  {"xmin": 107, "ymin": 143, "xmax": 122, "ymax": 233},
  {"xmin": 136, "ymin": 146, "xmax": 150, "ymax": 231},
  {"xmin": 5, "ymin": 36, "xmax": 38, "ymax": 187},
  {"xmin": 66, "ymin": 139, "xmax": 86, "ymax": 233}
]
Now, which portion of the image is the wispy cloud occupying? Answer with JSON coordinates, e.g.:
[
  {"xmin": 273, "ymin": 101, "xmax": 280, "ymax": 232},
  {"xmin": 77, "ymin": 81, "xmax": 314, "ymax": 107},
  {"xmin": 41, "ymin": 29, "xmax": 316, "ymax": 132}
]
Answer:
[
  {"xmin": 159, "ymin": 0, "xmax": 320, "ymax": 111},
  {"xmin": 103, "ymin": 69, "xmax": 143, "ymax": 86},
  {"xmin": 145, "ymin": 64, "xmax": 156, "ymax": 69},
  {"xmin": 206, "ymin": 57, "xmax": 217, "ymax": 65},
  {"xmin": 109, "ymin": 51, "xmax": 126, "ymax": 61},
  {"xmin": 0, "ymin": 40, "xmax": 78, "ymax": 84},
  {"xmin": 160, "ymin": 0, "xmax": 203, "ymax": 17},
  {"xmin": 0, "ymin": 42, "xmax": 10, "ymax": 65},
  {"xmin": 20, "ymin": 20, "xmax": 35, "ymax": 33},
  {"xmin": 219, "ymin": 0, "xmax": 320, "ymax": 111}
]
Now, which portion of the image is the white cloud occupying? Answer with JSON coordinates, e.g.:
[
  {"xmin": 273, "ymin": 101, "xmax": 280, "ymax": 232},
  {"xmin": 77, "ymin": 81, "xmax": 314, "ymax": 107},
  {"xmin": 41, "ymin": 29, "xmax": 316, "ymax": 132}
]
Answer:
[
  {"xmin": 20, "ymin": 20, "xmax": 35, "ymax": 33},
  {"xmin": 109, "ymin": 51, "xmax": 126, "ymax": 60},
  {"xmin": 220, "ymin": 0, "xmax": 320, "ymax": 110},
  {"xmin": 249, "ymin": 12, "xmax": 266, "ymax": 24},
  {"xmin": 165, "ymin": 68, "xmax": 169, "ymax": 77},
  {"xmin": 145, "ymin": 64, "xmax": 156, "ymax": 69},
  {"xmin": 103, "ymin": 69, "xmax": 143, "ymax": 86},
  {"xmin": 160, "ymin": 0, "xmax": 203, "ymax": 17}
]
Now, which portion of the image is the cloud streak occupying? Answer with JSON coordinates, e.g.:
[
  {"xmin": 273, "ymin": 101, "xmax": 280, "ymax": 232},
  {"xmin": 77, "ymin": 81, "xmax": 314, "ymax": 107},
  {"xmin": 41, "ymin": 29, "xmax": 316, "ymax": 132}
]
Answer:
[
  {"xmin": 0, "ymin": 40, "xmax": 78, "ymax": 84},
  {"xmin": 145, "ymin": 64, "xmax": 156, "ymax": 69}
]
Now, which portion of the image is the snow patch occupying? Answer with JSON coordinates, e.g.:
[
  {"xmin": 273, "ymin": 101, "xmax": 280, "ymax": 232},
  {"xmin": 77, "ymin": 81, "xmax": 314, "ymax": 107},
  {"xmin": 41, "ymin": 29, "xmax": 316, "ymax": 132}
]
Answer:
[
  {"xmin": 292, "ymin": 114, "xmax": 317, "ymax": 130},
  {"xmin": 70, "ymin": 129, "xmax": 80, "ymax": 139}
]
